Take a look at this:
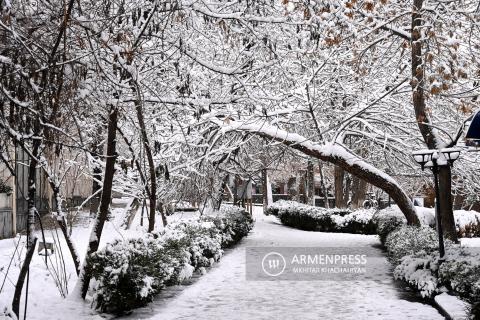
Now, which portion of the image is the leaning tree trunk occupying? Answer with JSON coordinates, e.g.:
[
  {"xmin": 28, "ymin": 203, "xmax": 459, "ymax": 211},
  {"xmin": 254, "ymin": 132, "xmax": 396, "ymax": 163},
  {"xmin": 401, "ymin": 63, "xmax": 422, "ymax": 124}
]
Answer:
[
  {"xmin": 411, "ymin": 0, "xmax": 456, "ymax": 239},
  {"xmin": 80, "ymin": 106, "xmax": 118, "ymax": 299},
  {"xmin": 218, "ymin": 120, "xmax": 420, "ymax": 225},
  {"xmin": 51, "ymin": 187, "xmax": 81, "ymax": 275}
]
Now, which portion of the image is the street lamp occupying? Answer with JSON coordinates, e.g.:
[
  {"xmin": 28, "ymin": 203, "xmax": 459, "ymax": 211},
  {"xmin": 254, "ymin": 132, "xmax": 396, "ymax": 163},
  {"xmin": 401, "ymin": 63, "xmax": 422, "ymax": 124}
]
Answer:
[{"xmin": 411, "ymin": 147, "xmax": 461, "ymax": 262}]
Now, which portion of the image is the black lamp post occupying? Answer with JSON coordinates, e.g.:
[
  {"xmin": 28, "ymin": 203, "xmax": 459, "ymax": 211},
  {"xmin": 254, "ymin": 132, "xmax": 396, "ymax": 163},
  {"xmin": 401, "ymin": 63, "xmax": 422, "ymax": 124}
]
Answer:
[{"xmin": 412, "ymin": 148, "xmax": 461, "ymax": 261}]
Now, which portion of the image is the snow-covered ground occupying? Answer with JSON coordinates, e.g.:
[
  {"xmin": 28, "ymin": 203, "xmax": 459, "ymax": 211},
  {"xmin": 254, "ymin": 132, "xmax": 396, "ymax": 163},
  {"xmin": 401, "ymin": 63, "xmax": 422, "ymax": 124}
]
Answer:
[
  {"xmin": 1, "ymin": 204, "xmax": 476, "ymax": 319},
  {"xmin": 121, "ymin": 206, "xmax": 445, "ymax": 320},
  {"xmin": 0, "ymin": 197, "xmax": 162, "ymax": 319}
]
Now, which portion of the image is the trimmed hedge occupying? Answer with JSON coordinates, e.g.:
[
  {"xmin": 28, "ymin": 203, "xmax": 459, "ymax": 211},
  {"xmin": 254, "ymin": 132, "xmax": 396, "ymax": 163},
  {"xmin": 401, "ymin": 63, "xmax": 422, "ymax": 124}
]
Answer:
[
  {"xmin": 266, "ymin": 200, "xmax": 376, "ymax": 234},
  {"xmin": 87, "ymin": 205, "xmax": 253, "ymax": 314},
  {"xmin": 383, "ymin": 223, "xmax": 480, "ymax": 314}
]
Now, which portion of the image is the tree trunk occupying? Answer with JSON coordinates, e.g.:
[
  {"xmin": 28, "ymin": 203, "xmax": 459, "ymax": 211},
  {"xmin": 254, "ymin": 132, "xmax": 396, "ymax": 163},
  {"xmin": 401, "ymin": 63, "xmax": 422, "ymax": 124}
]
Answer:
[
  {"xmin": 135, "ymin": 99, "xmax": 165, "ymax": 231},
  {"xmin": 12, "ymin": 238, "xmax": 37, "ymax": 318},
  {"xmin": 351, "ymin": 177, "xmax": 368, "ymax": 209},
  {"xmin": 319, "ymin": 161, "xmax": 329, "ymax": 208},
  {"xmin": 262, "ymin": 169, "xmax": 269, "ymax": 210},
  {"xmin": 11, "ymin": 128, "xmax": 41, "ymax": 317},
  {"xmin": 306, "ymin": 160, "xmax": 315, "ymax": 206},
  {"xmin": 298, "ymin": 172, "xmax": 306, "ymax": 204},
  {"xmin": 438, "ymin": 166, "xmax": 458, "ymax": 242},
  {"xmin": 90, "ymin": 127, "xmax": 103, "ymax": 216},
  {"xmin": 334, "ymin": 166, "xmax": 346, "ymax": 208},
  {"xmin": 343, "ymin": 174, "xmax": 351, "ymax": 207},
  {"xmin": 288, "ymin": 176, "xmax": 299, "ymax": 202},
  {"xmin": 411, "ymin": 0, "xmax": 456, "ymax": 239},
  {"xmin": 266, "ymin": 175, "xmax": 273, "ymax": 205},
  {"xmin": 233, "ymin": 176, "xmax": 240, "ymax": 205},
  {"xmin": 80, "ymin": 106, "xmax": 118, "ymax": 299}
]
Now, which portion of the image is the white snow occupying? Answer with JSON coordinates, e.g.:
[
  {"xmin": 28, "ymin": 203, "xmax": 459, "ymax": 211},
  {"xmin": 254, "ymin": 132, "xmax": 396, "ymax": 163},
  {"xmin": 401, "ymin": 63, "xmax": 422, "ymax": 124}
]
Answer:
[
  {"xmin": 0, "ymin": 205, "xmax": 462, "ymax": 319},
  {"xmin": 121, "ymin": 207, "xmax": 443, "ymax": 320},
  {"xmin": 434, "ymin": 293, "xmax": 469, "ymax": 320}
]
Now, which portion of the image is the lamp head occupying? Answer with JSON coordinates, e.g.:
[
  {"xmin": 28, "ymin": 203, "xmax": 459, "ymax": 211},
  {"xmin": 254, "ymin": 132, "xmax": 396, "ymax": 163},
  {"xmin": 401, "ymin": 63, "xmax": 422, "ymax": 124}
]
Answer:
[
  {"xmin": 440, "ymin": 148, "xmax": 461, "ymax": 166},
  {"xmin": 412, "ymin": 149, "xmax": 434, "ymax": 171}
]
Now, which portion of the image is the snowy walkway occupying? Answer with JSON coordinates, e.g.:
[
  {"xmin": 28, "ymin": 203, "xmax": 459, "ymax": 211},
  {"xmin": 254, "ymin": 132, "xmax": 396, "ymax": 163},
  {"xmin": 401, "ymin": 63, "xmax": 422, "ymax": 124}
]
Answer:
[{"xmin": 124, "ymin": 207, "xmax": 444, "ymax": 320}]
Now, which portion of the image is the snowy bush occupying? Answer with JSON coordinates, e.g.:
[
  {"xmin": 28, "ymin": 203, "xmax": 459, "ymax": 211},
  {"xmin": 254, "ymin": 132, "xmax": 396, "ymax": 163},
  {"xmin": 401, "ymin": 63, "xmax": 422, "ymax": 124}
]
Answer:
[
  {"xmin": 438, "ymin": 246, "xmax": 480, "ymax": 302},
  {"xmin": 455, "ymin": 210, "xmax": 480, "ymax": 238},
  {"xmin": 278, "ymin": 206, "xmax": 335, "ymax": 231},
  {"xmin": 393, "ymin": 250, "xmax": 439, "ymax": 298},
  {"xmin": 372, "ymin": 207, "xmax": 407, "ymax": 245},
  {"xmin": 386, "ymin": 226, "xmax": 480, "ymax": 303},
  {"xmin": 205, "ymin": 204, "xmax": 254, "ymax": 247},
  {"xmin": 334, "ymin": 209, "xmax": 377, "ymax": 234},
  {"xmin": 88, "ymin": 235, "xmax": 191, "ymax": 313},
  {"xmin": 266, "ymin": 200, "xmax": 377, "ymax": 234},
  {"xmin": 384, "ymin": 225, "xmax": 438, "ymax": 265},
  {"xmin": 88, "ymin": 205, "xmax": 253, "ymax": 314}
]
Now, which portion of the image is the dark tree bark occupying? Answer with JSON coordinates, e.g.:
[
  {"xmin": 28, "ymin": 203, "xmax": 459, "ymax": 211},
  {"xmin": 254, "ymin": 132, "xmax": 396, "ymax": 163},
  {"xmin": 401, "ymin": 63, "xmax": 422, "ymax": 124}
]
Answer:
[
  {"xmin": 288, "ymin": 176, "xmax": 298, "ymax": 201},
  {"xmin": 438, "ymin": 166, "xmax": 457, "ymax": 241},
  {"xmin": 351, "ymin": 177, "xmax": 368, "ymax": 209},
  {"xmin": 11, "ymin": 126, "xmax": 41, "ymax": 318},
  {"xmin": 12, "ymin": 238, "xmax": 37, "ymax": 318},
  {"xmin": 306, "ymin": 160, "xmax": 315, "ymax": 206},
  {"xmin": 80, "ymin": 106, "xmax": 118, "ymax": 299},
  {"xmin": 318, "ymin": 161, "xmax": 329, "ymax": 208},
  {"xmin": 334, "ymin": 166, "xmax": 346, "ymax": 208},
  {"xmin": 298, "ymin": 172, "xmax": 307, "ymax": 204},
  {"xmin": 343, "ymin": 174, "xmax": 351, "ymax": 207},
  {"xmin": 411, "ymin": 0, "xmax": 457, "ymax": 240},
  {"xmin": 134, "ymin": 98, "xmax": 166, "ymax": 231}
]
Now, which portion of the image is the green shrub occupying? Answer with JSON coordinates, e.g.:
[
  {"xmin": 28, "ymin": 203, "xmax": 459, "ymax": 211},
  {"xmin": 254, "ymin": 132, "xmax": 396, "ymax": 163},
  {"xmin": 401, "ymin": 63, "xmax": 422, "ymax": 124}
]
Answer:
[
  {"xmin": 373, "ymin": 208, "xmax": 407, "ymax": 245},
  {"xmin": 88, "ymin": 205, "xmax": 253, "ymax": 314},
  {"xmin": 88, "ymin": 236, "xmax": 190, "ymax": 313},
  {"xmin": 438, "ymin": 247, "xmax": 480, "ymax": 303},
  {"xmin": 393, "ymin": 250, "xmax": 439, "ymax": 298},
  {"xmin": 334, "ymin": 209, "xmax": 378, "ymax": 235},
  {"xmin": 267, "ymin": 200, "xmax": 377, "ymax": 234},
  {"xmin": 278, "ymin": 207, "xmax": 335, "ymax": 231},
  {"xmin": 384, "ymin": 225, "xmax": 438, "ymax": 265}
]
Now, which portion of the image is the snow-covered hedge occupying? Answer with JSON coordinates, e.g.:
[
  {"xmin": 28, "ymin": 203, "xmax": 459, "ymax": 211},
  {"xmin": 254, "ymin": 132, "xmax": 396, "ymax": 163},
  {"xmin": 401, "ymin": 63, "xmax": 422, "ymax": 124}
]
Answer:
[
  {"xmin": 372, "ymin": 207, "xmax": 407, "ymax": 245},
  {"xmin": 383, "ymin": 225, "xmax": 480, "ymax": 307},
  {"xmin": 87, "ymin": 205, "xmax": 253, "ymax": 314},
  {"xmin": 374, "ymin": 206, "xmax": 480, "ymax": 241},
  {"xmin": 455, "ymin": 210, "xmax": 480, "ymax": 238},
  {"xmin": 265, "ymin": 200, "xmax": 376, "ymax": 234},
  {"xmin": 438, "ymin": 247, "xmax": 480, "ymax": 302},
  {"xmin": 384, "ymin": 225, "xmax": 438, "ymax": 265}
]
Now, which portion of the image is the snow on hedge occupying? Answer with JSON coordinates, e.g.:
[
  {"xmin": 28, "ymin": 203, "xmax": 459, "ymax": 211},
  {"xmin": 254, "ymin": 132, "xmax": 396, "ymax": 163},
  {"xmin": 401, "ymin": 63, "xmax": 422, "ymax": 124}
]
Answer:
[
  {"xmin": 87, "ymin": 205, "xmax": 254, "ymax": 314},
  {"xmin": 384, "ymin": 225, "xmax": 480, "ymax": 307},
  {"xmin": 265, "ymin": 200, "xmax": 376, "ymax": 234}
]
